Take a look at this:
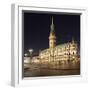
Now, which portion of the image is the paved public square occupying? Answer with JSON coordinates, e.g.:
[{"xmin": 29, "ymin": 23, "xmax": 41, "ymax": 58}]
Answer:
[{"xmin": 24, "ymin": 62, "xmax": 80, "ymax": 77}]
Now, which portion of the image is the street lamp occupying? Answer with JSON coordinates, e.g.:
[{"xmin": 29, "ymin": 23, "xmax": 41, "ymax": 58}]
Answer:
[
  {"xmin": 24, "ymin": 53, "xmax": 28, "ymax": 57},
  {"xmin": 28, "ymin": 49, "xmax": 33, "ymax": 62}
]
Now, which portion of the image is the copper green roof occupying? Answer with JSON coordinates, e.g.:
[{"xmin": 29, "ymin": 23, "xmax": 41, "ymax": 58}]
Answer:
[
  {"xmin": 55, "ymin": 43, "xmax": 70, "ymax": 48},
  {"xmin": 41, "ymin": 43, "xmax": 70, "ymax": 53}
]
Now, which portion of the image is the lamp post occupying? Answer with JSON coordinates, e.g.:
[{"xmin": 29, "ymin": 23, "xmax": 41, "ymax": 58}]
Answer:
[
  {"xmin": 29, "ymin": 49, "xmax": 33, "ymax": 63},
  {"xmin": 24, "ymin": 53, "xmax": 28, "ymax": 57},
  {"xmin": 24, "ymin": 53, "xmax": 28, "ymax": 62},
  {"xmin": 24, "ymin": 53, "xmax": 28, "ymax": 64}
]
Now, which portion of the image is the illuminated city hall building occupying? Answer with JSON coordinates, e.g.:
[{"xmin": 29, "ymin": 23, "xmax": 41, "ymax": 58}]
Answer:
[
  {"xmin": 24, "ymin": 17, "xmax": 80, "ymax": 65},
  {"xmin": 38, "ymin": 17, "xmax": 79, "ymax": 64}
]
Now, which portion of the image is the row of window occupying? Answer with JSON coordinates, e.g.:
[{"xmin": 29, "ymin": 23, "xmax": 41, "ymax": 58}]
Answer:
[
  {"xmin": 40, "ymin": 51, "xmax": 77, "ymax": 57},
  {"xmin": 40, "ymin": 47, "xmax": 77, "ymax": 55},
  {"xmin": 40, "ymin": 53, "xmax": 77, "ymax": 59}
]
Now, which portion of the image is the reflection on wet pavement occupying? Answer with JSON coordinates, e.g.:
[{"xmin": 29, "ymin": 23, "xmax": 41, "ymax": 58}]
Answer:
[{"xmin": 24, "ymin": 62, "xmax": 80, "ymax": 77}]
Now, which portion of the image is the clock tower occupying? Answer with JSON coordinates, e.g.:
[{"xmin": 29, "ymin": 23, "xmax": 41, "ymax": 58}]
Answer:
[{"xmin": 49, "ymin": 17, "xmax": 56, "ymax": 49}]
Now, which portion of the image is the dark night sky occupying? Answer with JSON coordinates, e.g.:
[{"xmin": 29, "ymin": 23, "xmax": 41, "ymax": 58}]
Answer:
[{"xmin": 24, "ymin": 12, "xmax": 80, "ymax": 54}]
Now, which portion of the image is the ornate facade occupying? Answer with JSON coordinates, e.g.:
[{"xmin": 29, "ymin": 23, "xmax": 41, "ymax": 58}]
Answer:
[{"xmin": 39, "ymin": 17, "xmax": 79, "ymax": 64}]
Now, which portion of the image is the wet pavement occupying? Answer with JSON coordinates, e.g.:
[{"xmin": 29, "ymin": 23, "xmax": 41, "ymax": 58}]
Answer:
[{"xmin": 24, "ymin": 62, "xmax": 80, "ymax": 77}]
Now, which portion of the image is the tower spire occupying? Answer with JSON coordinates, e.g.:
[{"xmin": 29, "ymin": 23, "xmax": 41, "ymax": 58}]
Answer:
[
  {"xmin": 50, "ymin": 16, "xmax": 54, "ymax": 33},
  {"xmin": 52, "ymin": 16, "xmax": 53, "ymax": 25},
  {"xmin": 49, "ymin": 16, "xmax": 56, "ymax": 48}
]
